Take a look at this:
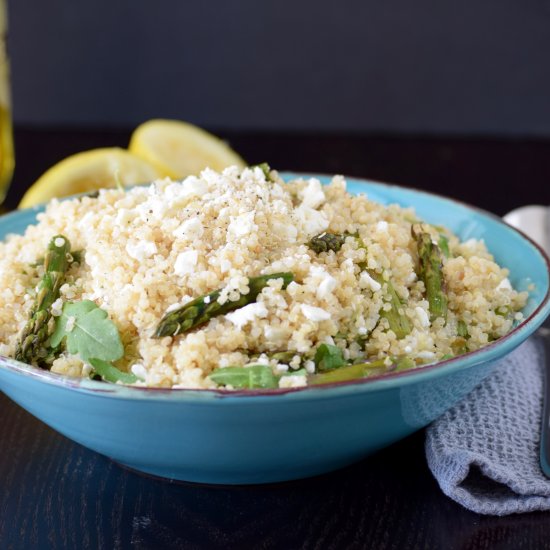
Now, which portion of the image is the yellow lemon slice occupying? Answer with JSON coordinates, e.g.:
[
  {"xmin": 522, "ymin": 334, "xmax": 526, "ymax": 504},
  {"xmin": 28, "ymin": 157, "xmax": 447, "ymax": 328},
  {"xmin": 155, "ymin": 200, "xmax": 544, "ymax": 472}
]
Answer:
[
  {"xmin": 18, "ymin": 148, "xmax": 161, "ymax": 209},
  {"xmin": 128, "ymin": 119, "xmax": 246, "ymax": 179}
]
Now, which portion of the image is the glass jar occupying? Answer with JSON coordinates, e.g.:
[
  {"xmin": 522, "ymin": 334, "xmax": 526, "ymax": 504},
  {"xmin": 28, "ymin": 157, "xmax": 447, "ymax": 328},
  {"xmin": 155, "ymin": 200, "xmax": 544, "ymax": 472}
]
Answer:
[{"xmin": 0, "ymin": 0, "xmax": 13, "ymax": 206}]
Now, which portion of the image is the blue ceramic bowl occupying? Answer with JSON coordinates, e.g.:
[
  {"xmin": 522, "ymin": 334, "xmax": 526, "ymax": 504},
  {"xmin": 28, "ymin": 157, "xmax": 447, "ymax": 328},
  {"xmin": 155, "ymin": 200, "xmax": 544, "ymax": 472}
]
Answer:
[{"xmin": 0, "ymin": 175, "xmax": 549, "ymax": 484}]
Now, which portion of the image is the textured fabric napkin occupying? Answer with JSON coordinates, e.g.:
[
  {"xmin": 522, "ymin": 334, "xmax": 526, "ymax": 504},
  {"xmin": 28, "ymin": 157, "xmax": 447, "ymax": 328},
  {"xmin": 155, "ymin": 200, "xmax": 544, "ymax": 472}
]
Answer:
[{"xmin": 425, "ymin": 337, "xmax": 550, "ymax": 515}]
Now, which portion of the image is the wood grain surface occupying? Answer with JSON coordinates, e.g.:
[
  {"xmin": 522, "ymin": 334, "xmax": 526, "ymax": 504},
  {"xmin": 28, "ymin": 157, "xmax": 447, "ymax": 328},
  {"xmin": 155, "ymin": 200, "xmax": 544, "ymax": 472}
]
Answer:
[{"xmin": 2, "ymin": 130, "xmax": 550, "ymax": 549}]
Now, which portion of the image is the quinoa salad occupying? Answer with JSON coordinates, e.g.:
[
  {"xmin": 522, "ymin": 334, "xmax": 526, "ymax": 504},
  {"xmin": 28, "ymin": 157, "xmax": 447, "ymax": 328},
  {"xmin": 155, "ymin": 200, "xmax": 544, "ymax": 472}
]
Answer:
[{"xmin": 0, "ymin": 166, "xmax": 528, "ymax": 389}]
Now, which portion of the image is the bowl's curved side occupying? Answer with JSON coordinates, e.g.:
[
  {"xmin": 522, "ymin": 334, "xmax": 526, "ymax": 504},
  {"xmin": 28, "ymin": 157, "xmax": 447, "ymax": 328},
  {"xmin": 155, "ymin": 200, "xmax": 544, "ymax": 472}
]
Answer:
[{"xmin": 0, "ymin": 348, "xmax": 503, "ymax": 484}]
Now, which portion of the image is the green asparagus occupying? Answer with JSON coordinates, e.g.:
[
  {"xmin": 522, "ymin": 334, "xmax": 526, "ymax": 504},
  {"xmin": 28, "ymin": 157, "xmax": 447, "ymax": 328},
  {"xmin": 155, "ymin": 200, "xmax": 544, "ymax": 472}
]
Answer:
[
  {"xmin": 308, "ymin": 232, "xmax": 346, "ymax": 254},
  {"xmin": 309, "ymin": 355, "xmax": 415, "ymax": 385},
  {"xmin": 15, "ymin": 235, "xmax": 71, "ymax": 365},
  {"xmin": 438, "ymin": 234, "xmax": 450, "ymax": 258},
  {"xmin": 412, "ymin": 224, "xmax": 448, "ymax": 321},
  {"xmin": 154, "ymin": 272, "xmax": 294, "ymax": 337},
  {"xmin": 209, "ymin": 364, "xmax": 279, "ymax": 389},
  {"xmin": 250, "ymin": 163, "xmax": 273, "ymax": 181},
  {"xmin": 371, "ymin": 272, "xmax": 412, "ymax": 339}
]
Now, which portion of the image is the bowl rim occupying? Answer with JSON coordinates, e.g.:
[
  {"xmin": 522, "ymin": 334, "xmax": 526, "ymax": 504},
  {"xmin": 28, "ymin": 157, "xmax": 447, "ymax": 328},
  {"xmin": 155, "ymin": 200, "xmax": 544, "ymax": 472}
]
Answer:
[{"xmin": 0, "ymin": 173, "xmax": 549, "ymax": 402}]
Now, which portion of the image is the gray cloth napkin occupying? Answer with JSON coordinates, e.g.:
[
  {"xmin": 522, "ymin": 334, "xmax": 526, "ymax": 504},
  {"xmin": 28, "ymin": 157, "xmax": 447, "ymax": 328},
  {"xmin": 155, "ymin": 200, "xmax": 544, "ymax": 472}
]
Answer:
[{"xmin": 425, "ymin": 338, "xmax": 550, "ymax": 515}]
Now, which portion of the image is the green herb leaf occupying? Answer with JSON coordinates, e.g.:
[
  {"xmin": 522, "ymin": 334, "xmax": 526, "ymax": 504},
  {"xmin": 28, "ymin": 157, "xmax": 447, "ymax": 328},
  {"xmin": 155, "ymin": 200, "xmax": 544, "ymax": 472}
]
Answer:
[
  {"xmin": 314, "ymin": 343, "xmax": 346, "ymax": 372},
  {"xmin": 209, "ymin": 364, "xmax": 279, "ymax": 389},
  {"xmin": 89, "ymin": 358, "xmax": 138, "ymax": 384},
  {"xmin": 51, "ymin": 300, "xmax": 124, "ymax": 362}
]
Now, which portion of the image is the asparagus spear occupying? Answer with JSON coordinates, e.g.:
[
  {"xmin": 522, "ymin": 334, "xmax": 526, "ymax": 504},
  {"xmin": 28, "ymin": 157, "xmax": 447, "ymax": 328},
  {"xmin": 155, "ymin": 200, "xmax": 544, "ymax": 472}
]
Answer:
[
  {"xmin": 308, "ymin": 232, "xmax": 346, "ymax": 254},
  {"xmin": 250, "ymin": 162, "xmax": 273, "ymax": 181},
  {"xmin": 412, "ymin": 224, "xmax": 448, "ymax": 321},
  {"xmin": 15, "ymin": 235, "xmax": 71, "ymax": 365},
  {"xmin": 370, "ymin": 272, "xmax": 412, "ymax": 339},
  {"xmin": 309, "ymin": 356, "xmax": 415, "ymax": 385},
  {"xmin": 154, "ymin": 272, "xmax": 294, "ymax": 337}
]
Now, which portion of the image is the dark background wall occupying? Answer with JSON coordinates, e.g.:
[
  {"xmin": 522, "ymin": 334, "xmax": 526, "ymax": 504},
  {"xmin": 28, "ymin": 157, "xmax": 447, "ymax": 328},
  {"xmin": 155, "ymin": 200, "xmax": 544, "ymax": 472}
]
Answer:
[{"xmin": 7, "ymin": 0, "xmax": 550, "ymax": 135}]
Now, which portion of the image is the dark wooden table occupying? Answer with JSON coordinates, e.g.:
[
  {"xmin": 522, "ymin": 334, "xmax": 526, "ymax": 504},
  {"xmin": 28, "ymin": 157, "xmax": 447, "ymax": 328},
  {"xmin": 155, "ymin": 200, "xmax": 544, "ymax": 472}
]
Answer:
[{"xmin": 1, "ymin": 128, "xmax": 550, "ymax": 549}]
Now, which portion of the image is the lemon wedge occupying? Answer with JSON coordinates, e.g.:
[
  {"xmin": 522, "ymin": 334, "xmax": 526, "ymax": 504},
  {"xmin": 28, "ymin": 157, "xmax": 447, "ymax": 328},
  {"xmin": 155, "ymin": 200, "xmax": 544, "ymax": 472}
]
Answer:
[
  {"xmin": 128, "ymin": 119, "xmax": 246, "ymax": 179},
  {"xmin": 18, "ymin": 148, "xmax": 161, "ymax": 209}
]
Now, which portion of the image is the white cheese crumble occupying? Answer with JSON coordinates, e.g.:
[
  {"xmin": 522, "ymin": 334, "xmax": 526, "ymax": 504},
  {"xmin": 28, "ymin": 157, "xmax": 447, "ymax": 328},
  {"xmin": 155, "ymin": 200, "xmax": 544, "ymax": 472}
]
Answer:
[
  {"xmin": 359, "ymin": 271, "xmax": 382, "ymax": 292},
  {"xmin": 131, "ymin": 363, "xmax": 148, "ymax": 380},
  {"xmin": 179, "ymin": 176, "xmax": 209, "ymax": 198},
  {"xmin": 415, "ymin": 306, "xmax": 430, "ymax": 328},
  {"xmin": 173, "ymin": 217, "xmax": 204, "ymax": 240},
  {"xmin": 278, "ymin": 374, "xmax": 308, "ymax": 388},
  {"xmin": 376, "ymin": 221, "xmax": 389, "ymax": 232},
  {"xmin": 301, "ymin": 304, "xmax": 331, "ymax": 321},
  {"xmin": 51, "ymin": 297, "xmax": 64, "ymax": 317},
  {"xmin": 299, "ymin": 178, "xmax": 326, "ymax": 209},
  {"xmin": 227, "ymin": 211, "xmax": 257, "ymax": 239},
  {"xmin": 309, "ymin": 265, "xmax": 337, "ymax": 299},
  {"xmin": 304, "ymin": 360, "xmax": 316, "ymax": 374},
  {"xmin": 126, "ymin": 240, "xmax": 158, "ymax": 261},
  {"xmin": 225, "ymin": 302, "xmax": 268, "ymax": 328},
  {"xmin": 295, "ymin": 204, "xmax": 330, "ymax": 237},
  {"xmin": 274, "ymin": 363, "xmax": 290, "ymax": 374},
  {"xmin": 496, "ymin": 277, "xmax": 512, "ymax": 291},
  {"xmin": 174, "ymin": 250, "xmax": 199, "ymax": 276}
]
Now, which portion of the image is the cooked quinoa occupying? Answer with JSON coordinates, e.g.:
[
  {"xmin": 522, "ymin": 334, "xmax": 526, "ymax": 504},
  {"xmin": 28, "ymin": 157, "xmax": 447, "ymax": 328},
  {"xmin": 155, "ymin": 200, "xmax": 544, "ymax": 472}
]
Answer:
[{"xmin": 0, "ymin": 166, "xmax": 528, "ymax": 389}]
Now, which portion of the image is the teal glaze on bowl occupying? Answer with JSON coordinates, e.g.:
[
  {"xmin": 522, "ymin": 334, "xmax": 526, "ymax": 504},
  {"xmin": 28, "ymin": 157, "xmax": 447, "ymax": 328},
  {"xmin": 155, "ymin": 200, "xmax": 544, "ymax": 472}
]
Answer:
[{"xmin": 0, "ymin": 175, "xmax": 549, "ymax": 484}]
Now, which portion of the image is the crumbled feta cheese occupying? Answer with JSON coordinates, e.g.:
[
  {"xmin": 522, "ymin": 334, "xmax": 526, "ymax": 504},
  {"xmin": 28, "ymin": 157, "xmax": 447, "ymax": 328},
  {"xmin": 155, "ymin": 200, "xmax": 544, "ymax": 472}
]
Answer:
[
  {"xmin": 415, "ymin": 306, "xmax": 430, "ymax": 328},
  {"xmin": 174, "ymin": 250, "xmax": 199, "ymax": 276},
  {"xmin": 126, "ymin": 240, "xmax": 157, "ymax": 261},
  {"xmin": 227, "ymin": 211, "xmax": 257, "ymax": 239},
  {"xmin": 295, "ymin": 204, "xmax": 330, "ymax": 237},
  {"xmin": 299, "ymin": 178, "xmax": 326, "ymax": 209},
  {"xmin": 131, "ymin": 363, "xmax": 148, "ymax": 380},
  {"xmin": 252, "ymin": 353, "xmax": 270, "ymax": 366},
  {"xmin": 278, "ymin": 375, "xmax": 307, "ymax": 388},
  {"xmin": 417, "ymin": 351, "xmax": 435, "ymax": 360},
  {"xmin": 404, "ymin": 345, "xmax": 413, "ymax": 353},
  {"xmin": 272, "ymin": 221, "xmax": 298, "ymax": 242},
  {"xmin": 180, "ymin": 176, "xmax": 209, "ymax": 198},
  {"xmin": 220, "ymin": 259, "xmax": 232, "ymax": 273},
  {"xmin": 317, "ymin": 274, "xmax": 337, "ymax": 299},
  {"xmin": 51, "ymin": 297, "xmax": 64, "ymax": 317},
  {"xmin": 359, "ymin": 271, "xmax": 382, "ymax": 292},
  {"xmin": 301, "ymin": 304, "xmax": 331, "ymax": 322},
  {"xmin": 376, "ymin": 221, "xmax": 389, "ymax": 232},
  {"xmin": 274, "ymin": 364, "xmax": 290, "ymax": 374},
  {"xmin": 304, "ymin": 360, "xmax": 316, "ymax": 374},
  {"xmin": 309, "ymin": 266, "xmax": 337, "ymax": 299},
  {"xmin": 225, "ymin": 302, "xmax": 268, "ymax": 328},
  {"xmin": 173, "ymin": 217, "xmax": 204, "ymax": 240},
  {"xmin": 358, "ymin": 327, "xmax": 368, "ymax": 336},
  {"xmin": 496, "ymin": 277, "xmax": 512, "ymax": 291}
]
